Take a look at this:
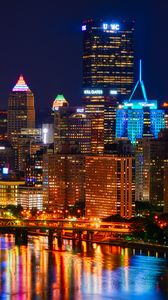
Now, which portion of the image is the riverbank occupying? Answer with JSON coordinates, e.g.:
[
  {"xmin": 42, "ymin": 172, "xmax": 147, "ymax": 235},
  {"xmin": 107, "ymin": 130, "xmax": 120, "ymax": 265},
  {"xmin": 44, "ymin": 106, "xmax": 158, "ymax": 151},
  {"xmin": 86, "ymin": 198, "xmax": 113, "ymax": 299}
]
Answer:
[{"xmin": 89, "ymin": 238, "xmax": 168, "ymax": 253}]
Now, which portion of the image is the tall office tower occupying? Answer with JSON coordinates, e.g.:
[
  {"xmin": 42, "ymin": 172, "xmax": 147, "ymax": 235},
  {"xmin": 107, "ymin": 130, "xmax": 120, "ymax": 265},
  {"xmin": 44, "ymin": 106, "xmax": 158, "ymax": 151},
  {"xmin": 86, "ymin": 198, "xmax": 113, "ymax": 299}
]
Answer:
[
  {"xmin": 53, "ymin": 94, "xmax": 91, "ymax": 154},
  {"xmin": 82, "ymin": 20, "xmax": 134, "ymax": 152},
  {"xmin": 8, "ymin": 75, "xmax": 35, "ymax": 142},
  {"xmin": 82, "ymin": 19, "xmax": 134, "ymax": 97},
  {"xmin": 116, "ymin": 61, "xmax": 165, "ymax": 144},
  {"xmin": 52, "ymin": 94, "xmax": 69, "ymax": 153},
  {"xmin": 7, "ymin": 75, "xmax": 35, "ymax": 170},
  {"xmin": 85, "ymin": 154, "xmax": 135, "ymax": 219}
]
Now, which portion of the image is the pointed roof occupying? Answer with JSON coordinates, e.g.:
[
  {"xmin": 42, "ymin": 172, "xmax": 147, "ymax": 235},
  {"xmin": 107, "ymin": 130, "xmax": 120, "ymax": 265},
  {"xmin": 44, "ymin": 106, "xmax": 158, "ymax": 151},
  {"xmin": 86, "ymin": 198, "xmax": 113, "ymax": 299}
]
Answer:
[
  {"xmin": 12, "ymin": 75, "xmax": 30, "ymax": 92},
  {"xmin": 55, "ymin": 94, "xmax": 66, "ymax": 101},
  {"xmin": 129, "ymin": 60, "xmax": 148, "ymax": 102},
  {"xmin": 52, "ymin": 94, "xmax": 69, "ymax": 111}
]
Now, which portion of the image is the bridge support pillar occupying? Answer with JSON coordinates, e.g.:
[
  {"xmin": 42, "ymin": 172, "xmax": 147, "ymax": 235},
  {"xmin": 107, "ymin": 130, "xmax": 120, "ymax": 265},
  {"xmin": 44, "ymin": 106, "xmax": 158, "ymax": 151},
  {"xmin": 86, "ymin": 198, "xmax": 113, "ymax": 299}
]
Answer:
[
  {"xmin": 86, "ymin": 231, "xmax": 94, "ymax": 242},
  {"xmin": 78, "ymin": 231, "xmax": 82, "ymax": 240},
  {"xmin": 48, "ymin": 229, "xmax": 54, "ymax": 249},
  {"xmin": 57, "ymin": 229, "xmax": 63, "ymax": 246},
  {"xmin": 15, "ymin": 229, "xmax": 28, "ymax": 245}
]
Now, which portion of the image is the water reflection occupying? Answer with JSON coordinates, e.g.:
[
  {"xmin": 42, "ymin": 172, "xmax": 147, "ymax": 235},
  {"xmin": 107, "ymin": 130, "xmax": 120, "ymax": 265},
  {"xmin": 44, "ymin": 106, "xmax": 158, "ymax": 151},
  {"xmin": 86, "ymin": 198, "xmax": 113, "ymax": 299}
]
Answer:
[{"xmin": 0, "ymin": 235, "xmax": 167, "ymax": 299}]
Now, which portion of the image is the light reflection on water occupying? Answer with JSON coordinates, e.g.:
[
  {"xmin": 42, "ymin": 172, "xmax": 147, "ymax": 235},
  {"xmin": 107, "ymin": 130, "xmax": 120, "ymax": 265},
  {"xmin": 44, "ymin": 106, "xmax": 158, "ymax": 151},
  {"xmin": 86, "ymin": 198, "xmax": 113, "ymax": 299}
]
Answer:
[{"xmin": 0, "ymin": 235, "xmax": 167, "ymax": 299}]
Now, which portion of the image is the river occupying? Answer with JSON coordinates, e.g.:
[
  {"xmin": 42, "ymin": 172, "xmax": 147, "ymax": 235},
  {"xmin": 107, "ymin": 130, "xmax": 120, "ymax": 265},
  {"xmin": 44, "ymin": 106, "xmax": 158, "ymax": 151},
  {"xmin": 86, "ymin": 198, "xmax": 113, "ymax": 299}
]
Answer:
[{"xmin": 0, "ymin": 235, "xmax": 168, "ymax": 299}]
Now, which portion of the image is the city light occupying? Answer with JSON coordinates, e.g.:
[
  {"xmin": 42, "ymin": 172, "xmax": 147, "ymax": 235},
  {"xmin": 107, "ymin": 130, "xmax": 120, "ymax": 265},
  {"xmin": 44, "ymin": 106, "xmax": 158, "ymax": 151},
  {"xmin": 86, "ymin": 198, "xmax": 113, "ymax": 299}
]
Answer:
[
  {"xmin": 82, "ymin": 25, "xmax": 86, "ymax": 31},
  {"xmin": 83, "ymin": 89, "xmax": 103, "ymax": 95},
  {"xmin": 12, "ymin": 75, "xmax": 30, "ymax": 92},
  {"xmin": 103, "ymin": 23, "xmax": 120, "ymax": 31}
]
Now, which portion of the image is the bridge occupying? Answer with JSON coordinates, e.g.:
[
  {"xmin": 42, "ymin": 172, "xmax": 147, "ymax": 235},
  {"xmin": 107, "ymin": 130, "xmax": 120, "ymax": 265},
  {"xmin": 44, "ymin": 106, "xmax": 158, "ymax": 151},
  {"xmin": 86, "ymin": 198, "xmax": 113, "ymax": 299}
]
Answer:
[{"xmin": 0, "ymin": 218, "xmax": 132, "ymax": 248}]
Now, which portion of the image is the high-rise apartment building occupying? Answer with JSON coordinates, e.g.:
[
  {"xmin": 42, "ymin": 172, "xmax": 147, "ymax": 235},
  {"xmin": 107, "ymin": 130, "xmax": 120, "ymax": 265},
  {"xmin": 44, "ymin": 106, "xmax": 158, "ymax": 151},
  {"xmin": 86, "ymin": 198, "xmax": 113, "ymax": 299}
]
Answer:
[
  {"xmin": 43, "ymin": 153, "xmax": 135, "ymax": 219},
  {"xmin": 85, "ymin": 155, "xmax": 135, "ymax": 219},
  {"xmin": 43, "ymin": 154, "xmax": 85, "ymax": 212},
  {"xmin": 82, "ymin": 20, "xmax": 134, "ymax": 152}
]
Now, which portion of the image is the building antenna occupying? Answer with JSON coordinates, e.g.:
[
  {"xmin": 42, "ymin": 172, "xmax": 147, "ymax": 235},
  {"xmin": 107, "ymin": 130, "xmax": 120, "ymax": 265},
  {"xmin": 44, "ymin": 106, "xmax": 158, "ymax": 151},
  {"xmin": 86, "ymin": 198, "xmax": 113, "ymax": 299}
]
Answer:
[{"xmin": 129, "ymin": 59, "xmax": 148, "ymax": 102}]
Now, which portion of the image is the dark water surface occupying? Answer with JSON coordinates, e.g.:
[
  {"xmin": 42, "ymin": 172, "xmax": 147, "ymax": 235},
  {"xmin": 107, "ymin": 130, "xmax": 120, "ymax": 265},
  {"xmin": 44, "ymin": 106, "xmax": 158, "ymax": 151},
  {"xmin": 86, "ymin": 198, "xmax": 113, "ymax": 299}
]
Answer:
[{"xmin": 0, "ymin": 235, "xmax": 168, "ymax": 299}]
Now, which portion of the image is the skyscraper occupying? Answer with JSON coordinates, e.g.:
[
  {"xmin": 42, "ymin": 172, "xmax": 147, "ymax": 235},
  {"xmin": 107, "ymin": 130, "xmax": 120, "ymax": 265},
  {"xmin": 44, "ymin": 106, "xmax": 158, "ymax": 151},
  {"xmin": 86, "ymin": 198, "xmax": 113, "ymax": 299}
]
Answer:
[
  {"xmin": 82, "ymin": 19, "xmax": 134, "ymax": 152},
  {"xmin": 8, "ymin": 75, "xmax": 35, "ymax": 143},
  {"xmin": 7, "ymin": 75, "xmax": 35, "ymax": 170},
  {"xmin": 82, "ymin": 19, "xmax": 134, "ymax": 97}
]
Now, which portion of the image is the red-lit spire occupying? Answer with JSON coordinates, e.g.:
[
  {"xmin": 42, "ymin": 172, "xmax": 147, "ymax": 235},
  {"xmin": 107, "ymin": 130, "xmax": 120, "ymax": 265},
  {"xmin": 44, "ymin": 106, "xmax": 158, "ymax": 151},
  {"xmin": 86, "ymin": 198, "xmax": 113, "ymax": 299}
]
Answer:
[{"xmin": 12, "ymin": 75, "xmax": 30, "ymax": 92}]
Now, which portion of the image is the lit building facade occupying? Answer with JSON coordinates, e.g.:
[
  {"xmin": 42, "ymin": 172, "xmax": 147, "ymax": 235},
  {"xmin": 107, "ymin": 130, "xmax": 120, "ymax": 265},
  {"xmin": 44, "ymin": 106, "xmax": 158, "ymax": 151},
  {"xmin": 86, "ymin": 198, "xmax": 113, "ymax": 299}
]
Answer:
[
  {"xmin": 7, "ymin": 75, "xmax": 35, "ymax": 170},
  {"xmin": 163, "ymin": 163, "xmax": 168, "ymax": 213},
  {"xmin": 135, "ymin": 138, "xmax": 151, "ymax": 202},
  {"xmin": 68, "ymin": 109, "xmax": 91, "ymax": 154},
  {"xmin": 18, "ymin": 186, "xmax": 44, "ymax": 210},
  {"xmin": 43, "ymin": 154, "xmax": 85, "ymax": 212},
  {"xmin": 116, "ymin": 100, "xmax": 165, "ymax": 144},
  {"xmin": 85, "ymin": 155, "xmax": 135, "ymax": 219},
  {"xmin": 17, "ymin": 128, "xmax": 42, "ymax": 171},
  {"xmin": 144, "ymin": 129, "xmax": 168, "ymax": 210},
  {"xmin": 84, "ymin": 95, "xmax": 105, "ymax": 153},
  {"xmin": 83, "ymin": 95, "xmax": 118, "ymax": 153},
  {"xmin": 53, "ymin": 94, "xmax": 69, "ymax": 153},
  {"xmin": 135, "ymin": 129, "xmax": 168, "ymax": 210},
  {"xmin": 43, "ymin": 153, "xmax": 135, "ymax": 219},
  {"xmin": 0, "ymin": 141, "xmax": 14, "ymax": 178},
  {"xmin": 82, "ymin": 20, "xmax": 134, "ymax": 97},
  {"xmin": 8, "ymin": 75, "xmax": 35, "ymax": 142},
  {"xmin": 53, "ymin": 94, "xmax": 91, "ymax": 154},
  {"xmin": 82, "ymin": 20, "xmax": 134, "ymax": 152},
  {"xmin": 25, "ymin": 148, "xmax": 44, "ymax": 186},
  {"xmin": 0, "ymin": 180, "xmax": 45, "ymax": 210},
  {"xmin": 0, "ymin": 181, "xmax": 25, "ymax": 206},
  {"xmin": 0, "ymin": 111, "xmax": 7, "ymax": 140},
  {"xmin": 116, "ymin": 61, "xmax": 165, "ymax": 144},
  {"xmin": 161, "ymin": 102, "xmax": 168, "ymax": 129},
  {"xmin": 42, "ymin": 124, "xmax": 54, "ymax": 145}
]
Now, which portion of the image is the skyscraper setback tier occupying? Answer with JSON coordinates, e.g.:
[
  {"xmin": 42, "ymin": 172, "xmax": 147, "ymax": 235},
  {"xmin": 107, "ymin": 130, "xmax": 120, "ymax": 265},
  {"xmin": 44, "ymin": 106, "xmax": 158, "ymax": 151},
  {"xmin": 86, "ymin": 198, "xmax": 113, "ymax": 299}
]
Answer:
[{"xmin": 82, "ymin": 19, "xmax": 134, "ymax": 98}]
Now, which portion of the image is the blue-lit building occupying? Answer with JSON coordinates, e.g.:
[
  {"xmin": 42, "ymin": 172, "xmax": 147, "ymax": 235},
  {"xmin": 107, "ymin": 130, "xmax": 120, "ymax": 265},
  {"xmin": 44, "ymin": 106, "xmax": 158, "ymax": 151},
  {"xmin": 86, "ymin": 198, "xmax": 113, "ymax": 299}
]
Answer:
[{"xmin": 116, "ymin": 61, "xmax": 165, "ymax": 144}]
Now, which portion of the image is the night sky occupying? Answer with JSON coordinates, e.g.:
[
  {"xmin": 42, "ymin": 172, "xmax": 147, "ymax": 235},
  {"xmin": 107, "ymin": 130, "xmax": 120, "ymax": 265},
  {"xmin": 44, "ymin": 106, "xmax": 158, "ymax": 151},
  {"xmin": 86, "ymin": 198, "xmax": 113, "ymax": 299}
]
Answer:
[{"xmin": 0, "ymin": 0, "xmax": 168, "ymax": 110}]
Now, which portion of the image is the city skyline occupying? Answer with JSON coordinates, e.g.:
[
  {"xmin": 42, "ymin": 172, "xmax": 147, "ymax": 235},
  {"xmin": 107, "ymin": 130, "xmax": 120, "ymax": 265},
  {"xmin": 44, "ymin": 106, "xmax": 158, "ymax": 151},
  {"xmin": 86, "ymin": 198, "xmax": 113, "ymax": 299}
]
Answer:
[{"xmin": 0, "ymin": 0, "xmax": 168, "ymax": 109}]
